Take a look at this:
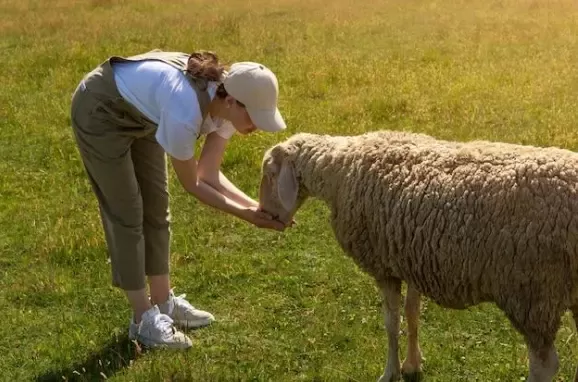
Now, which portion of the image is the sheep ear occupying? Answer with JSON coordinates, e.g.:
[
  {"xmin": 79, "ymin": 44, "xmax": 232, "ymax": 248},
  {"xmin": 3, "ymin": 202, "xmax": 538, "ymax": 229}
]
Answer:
[{"xmin": 277, "ymin": 160, "xmax": 298, "ymax": 211}]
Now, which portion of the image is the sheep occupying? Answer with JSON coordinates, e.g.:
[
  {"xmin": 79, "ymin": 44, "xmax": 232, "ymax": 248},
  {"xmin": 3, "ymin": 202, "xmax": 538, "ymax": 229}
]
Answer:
[{"xmin": 257, "ymin": 129, "xmax": 578, "ymax": 382}]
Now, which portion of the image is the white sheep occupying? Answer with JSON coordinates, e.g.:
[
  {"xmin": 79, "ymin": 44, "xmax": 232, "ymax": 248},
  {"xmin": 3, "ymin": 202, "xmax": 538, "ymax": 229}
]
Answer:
[{"xmin": 257, "ymin": 130, "xmax": 578, "ymax": 382}]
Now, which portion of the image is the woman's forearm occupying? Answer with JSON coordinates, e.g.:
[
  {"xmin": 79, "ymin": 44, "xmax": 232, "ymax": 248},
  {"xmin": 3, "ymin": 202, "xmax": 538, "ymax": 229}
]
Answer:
[
  {"xmin": 203, "ymin": 171, "xmax": 259, "ymax": 209},
  {"xmin": 170, "ymin": 156, "xmax": 253, "ymax": 222},
  {"xmin": 187, "ymin": 178, "xmax": 249, "ymax": 220}
]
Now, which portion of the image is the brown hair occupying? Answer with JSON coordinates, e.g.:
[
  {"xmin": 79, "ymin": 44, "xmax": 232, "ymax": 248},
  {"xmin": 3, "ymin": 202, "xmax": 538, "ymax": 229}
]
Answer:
[
  {"xmin": 186, "ymin": 51, "xmax": 226, "ymax": 82},
  {"xmin": 187, "ymin": 52, "xmax": 246, "ymax": 106}
]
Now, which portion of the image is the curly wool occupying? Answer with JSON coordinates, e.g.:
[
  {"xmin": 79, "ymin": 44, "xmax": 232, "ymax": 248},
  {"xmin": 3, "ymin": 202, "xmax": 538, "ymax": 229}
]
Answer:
[{"xmin": 275, "ymin": 130, "xmax": 578, "ymax": 348}]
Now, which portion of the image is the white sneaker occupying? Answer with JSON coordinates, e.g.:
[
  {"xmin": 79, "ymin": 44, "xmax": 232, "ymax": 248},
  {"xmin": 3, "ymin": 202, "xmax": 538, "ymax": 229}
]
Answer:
[
  {"xmin": 158, "ymin": 289, "xmax": 215, "ymax": 330},
  {"xmin": 128, "ymin": 305, "xmax": 192, "ymax": 349}
]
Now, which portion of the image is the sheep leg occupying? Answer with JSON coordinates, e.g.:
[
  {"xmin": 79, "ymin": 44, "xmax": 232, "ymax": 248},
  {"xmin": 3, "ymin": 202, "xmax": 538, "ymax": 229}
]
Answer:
[
  {"xmin": 378, "ymin": 278, "xmax": 402, "ymax": 382},
  {"xmin": 499, "ymin": 293, "xmax": 561, "ymax": 382},
  {"xmin": 526, "ymin": 344, "xmax": 558, "ymax": 382},
  {"xmin": 517, "ymin": 306, "xmax": 560, "ymax": 382},
  {"xmin": 401, "ymin": 285, "xmax": 423, "ymax": 380},
  {"xmin": 570, "ymin": 306, "xmax": 578, "ymax": 382}
]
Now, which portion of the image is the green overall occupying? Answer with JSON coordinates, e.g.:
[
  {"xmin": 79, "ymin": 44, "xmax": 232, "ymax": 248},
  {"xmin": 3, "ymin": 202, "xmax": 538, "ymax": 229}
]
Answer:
[{"xmin": 70, "ymin": 49, "xmax": 210, "ymax": 290}]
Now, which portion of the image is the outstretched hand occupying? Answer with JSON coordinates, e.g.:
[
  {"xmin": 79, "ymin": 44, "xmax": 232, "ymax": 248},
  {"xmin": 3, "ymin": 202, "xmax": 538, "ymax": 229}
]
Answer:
[{"xmin": 244, "ymin": 207, "xmax": 287, "ymax": 231}]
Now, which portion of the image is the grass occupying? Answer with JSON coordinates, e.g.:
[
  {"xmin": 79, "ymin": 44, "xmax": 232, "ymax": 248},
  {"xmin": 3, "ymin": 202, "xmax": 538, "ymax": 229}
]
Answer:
[{"xmin": 2, "ymin": 0, "xmax": 578, "ymax": 380}]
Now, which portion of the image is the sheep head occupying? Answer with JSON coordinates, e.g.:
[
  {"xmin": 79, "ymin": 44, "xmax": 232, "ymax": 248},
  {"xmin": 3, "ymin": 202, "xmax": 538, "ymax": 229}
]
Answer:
[{"xmin": 258, "ymin": 140, "xmax": 303, "ymax": 225}]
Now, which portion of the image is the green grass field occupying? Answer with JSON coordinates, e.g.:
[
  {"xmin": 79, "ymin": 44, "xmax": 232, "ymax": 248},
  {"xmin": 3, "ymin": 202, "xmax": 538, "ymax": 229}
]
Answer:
[{"xmin": 3, "ymin": 0, "xmax": 578, "ymax": 380}]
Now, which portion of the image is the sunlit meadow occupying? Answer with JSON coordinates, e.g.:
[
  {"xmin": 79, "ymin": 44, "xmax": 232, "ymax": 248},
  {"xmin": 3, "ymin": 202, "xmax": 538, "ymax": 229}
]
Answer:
[{"xmin": 2, "ymin": 0, "xmax": 578, "ymax": 380}]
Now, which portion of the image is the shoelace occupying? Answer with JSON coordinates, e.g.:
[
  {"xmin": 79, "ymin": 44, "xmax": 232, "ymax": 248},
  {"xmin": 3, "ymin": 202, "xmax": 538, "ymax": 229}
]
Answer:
[
  {"xmin": 150, "ymin": 313, "xmax": 176, "ymax": 336},
  {"xmin": 174, "ymin": 293, "xmax": 196, "ymax": 310}
]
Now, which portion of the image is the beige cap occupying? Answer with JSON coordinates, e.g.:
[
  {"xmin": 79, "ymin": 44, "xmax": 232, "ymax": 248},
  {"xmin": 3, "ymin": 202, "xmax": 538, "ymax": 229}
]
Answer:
[{"xmin": 223, "ymin": 62, "xmax": 286, "ymax": 133}]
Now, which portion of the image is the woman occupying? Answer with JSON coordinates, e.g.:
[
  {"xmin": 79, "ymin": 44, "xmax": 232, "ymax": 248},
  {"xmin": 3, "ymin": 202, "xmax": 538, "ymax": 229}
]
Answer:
[{"xmin": 70, "ymin": 49, "xmax": 288, "ymax": 349}]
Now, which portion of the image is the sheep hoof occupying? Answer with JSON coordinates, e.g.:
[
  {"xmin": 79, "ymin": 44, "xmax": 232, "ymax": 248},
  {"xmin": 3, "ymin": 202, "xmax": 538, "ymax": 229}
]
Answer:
[{"xmin": 401, "ymin": 356, "xmax": 423, "ymax": 381}]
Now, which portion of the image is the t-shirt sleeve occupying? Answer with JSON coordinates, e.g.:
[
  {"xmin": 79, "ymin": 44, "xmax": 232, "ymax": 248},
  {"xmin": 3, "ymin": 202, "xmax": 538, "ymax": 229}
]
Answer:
[
  {"xmin": 155, "ymin": 71, "xmax": 202, "ymax": 161},
  {"xmin": 214, "ymin": 120, "xmax": 237, "ymax": 139}
]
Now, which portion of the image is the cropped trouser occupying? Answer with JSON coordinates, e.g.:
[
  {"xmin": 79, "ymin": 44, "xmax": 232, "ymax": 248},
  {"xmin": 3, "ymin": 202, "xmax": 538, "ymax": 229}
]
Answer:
[{"xmin": 70, "ymin": 60, "xmax": 170, "ymax": 290}]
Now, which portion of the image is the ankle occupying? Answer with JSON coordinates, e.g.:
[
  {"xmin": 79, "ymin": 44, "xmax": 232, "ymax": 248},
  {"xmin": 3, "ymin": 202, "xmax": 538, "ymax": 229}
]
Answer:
[
  {"xmin": 148, "ymin": 275, "xmax": 171, "ymax": 306},
  {"xmin": 134, "ymin": 305, "xmax": 155, "ymax": 324},
  {"xmin": 151, "ymin": 293, "xmax": 170, "ymax": 306},
  {"xmin": 158, "ymin": 296, "xmax": 174, "ymax": 315},
  {"xmin": 133, "ymin": 313, "xmax": 145, "ymax": 325},
  {"xmin": 125, "ymin": 288, "xmax": 154, "ymax": 324}
]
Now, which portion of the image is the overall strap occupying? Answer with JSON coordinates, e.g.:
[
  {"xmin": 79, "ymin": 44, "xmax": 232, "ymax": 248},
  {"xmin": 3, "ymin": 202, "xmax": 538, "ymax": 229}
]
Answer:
[{"xmin": 109, "ymin": 49, "xmax": 213, "ymax": 119}]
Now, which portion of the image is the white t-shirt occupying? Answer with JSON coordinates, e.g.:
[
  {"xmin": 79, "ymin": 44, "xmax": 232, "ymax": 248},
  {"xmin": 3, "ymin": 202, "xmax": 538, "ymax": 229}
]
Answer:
[{"xmin": 112, "ymin": 58, "xmax": 236, "ymax": 160}]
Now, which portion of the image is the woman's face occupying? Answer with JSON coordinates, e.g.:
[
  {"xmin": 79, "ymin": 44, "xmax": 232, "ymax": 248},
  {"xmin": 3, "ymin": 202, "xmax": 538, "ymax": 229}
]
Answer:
[{"xmin": 226, "ymin": 98, "xmax": 257, "ymax": 135}]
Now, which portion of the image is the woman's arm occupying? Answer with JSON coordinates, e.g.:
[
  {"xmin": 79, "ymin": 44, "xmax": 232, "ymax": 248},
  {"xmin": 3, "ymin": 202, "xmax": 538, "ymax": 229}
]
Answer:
[
  {"xmin": 170, "ymin": 155, "xmax": 247, "ymax": 219},
  {"xmin": 170, "ymin": 154, "xmax": 284, "ymax": 231},
  {"xmin": 197, "ymin": 132, "xmax": 260, "ymax": 209}
]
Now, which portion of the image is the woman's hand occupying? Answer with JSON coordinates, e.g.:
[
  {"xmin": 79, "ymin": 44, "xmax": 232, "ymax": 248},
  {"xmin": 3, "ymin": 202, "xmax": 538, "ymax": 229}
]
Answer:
[
  {"xmin": 242, "ymin": 207, "xmax": 286, "ymax": 231},
  {"xmin": 170, "ymin": 155, "xmax": 288, "ymax": 232}
]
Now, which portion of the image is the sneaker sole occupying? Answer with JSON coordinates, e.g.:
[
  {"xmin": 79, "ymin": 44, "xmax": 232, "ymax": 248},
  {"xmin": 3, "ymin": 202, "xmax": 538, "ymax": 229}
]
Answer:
[{"xmin": 174, "ymin": 318, "xmax": 214, "ymax": 330}]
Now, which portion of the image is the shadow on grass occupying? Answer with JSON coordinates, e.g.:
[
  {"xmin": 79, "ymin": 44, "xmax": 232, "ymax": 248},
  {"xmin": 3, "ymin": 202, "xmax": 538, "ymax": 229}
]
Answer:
[{"xmin": 35, "ymin": 334, "xmax": 144, "ymax": 381}]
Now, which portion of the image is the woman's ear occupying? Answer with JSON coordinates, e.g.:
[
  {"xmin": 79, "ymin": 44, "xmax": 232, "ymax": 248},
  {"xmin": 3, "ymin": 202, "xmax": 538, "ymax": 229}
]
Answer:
[
  {"xmin": 224, "ymin": 95, "xmax": 235, "ymax": 109},
  {"xmin": 277, "ymin": 160, "xmax": 298, "ymax": 212}
]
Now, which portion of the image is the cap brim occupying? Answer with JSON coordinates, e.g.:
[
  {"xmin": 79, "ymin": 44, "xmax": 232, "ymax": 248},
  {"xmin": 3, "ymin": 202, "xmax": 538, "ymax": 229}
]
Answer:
[{"xmin": 247, "ymin": 107, "xmax": 286, "ymax": 132}]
